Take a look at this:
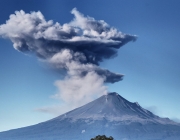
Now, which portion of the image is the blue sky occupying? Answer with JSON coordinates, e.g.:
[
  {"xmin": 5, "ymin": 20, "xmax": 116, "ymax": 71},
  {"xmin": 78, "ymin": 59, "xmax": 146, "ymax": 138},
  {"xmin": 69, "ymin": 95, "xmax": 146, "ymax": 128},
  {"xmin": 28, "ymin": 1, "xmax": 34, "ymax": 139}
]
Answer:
[{"xmin": 0, "ymin": 0, "xmax": 180, "ymax": 132}]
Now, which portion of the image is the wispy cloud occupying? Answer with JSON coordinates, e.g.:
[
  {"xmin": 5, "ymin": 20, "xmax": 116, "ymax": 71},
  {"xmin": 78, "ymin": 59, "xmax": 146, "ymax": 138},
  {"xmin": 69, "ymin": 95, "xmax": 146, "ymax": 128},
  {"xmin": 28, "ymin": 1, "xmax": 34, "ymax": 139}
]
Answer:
[
  {"xmin": 171, "ymin": 118, "xmax": 180, "ymax": 123},
  {"xmin": 35, "ymin": 104, "xmax": 71, "ymax": 116},
  {"xmin": 145, "ymin": 106, "xmax": 180, "ymax": 123},
  {"xmin": 145, "ymin": 106, "xmax": 160, "ymax": 115}
]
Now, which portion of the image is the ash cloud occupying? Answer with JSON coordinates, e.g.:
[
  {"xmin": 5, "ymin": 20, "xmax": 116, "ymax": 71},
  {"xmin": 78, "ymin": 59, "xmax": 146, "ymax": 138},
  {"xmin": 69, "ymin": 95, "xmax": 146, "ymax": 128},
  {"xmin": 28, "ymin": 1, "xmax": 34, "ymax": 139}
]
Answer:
[{"xmin": 0, "ymin": 8, "xmax": 137, "ymax": 113}]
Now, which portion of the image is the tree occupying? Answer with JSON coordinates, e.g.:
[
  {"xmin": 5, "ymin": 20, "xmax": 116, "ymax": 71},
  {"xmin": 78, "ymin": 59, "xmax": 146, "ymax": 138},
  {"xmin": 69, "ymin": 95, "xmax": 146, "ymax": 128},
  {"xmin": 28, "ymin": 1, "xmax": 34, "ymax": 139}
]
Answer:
[{"xmin": 91, "ymin": 135, "xmax": 114, "ymax": 140}]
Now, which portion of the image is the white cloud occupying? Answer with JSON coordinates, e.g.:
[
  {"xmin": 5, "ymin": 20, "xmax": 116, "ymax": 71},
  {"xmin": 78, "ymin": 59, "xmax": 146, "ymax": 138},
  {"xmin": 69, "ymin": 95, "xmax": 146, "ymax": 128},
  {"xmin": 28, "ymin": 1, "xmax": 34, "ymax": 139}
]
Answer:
[
  {"xmin": 53, "ymin": 71, "xmax": 107, "ymax": 109},
  {"xmin": 0, "ymin": 8, "xmax": 136, "ymax": 115}
]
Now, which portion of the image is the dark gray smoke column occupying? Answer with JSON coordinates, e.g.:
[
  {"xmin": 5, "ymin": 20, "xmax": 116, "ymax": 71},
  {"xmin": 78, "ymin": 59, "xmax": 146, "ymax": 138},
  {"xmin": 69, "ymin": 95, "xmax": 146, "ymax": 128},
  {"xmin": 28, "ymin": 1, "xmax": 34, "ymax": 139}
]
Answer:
[{"xmin": 0, "ymin": 8, "xmax": 137, "ymax": 112}]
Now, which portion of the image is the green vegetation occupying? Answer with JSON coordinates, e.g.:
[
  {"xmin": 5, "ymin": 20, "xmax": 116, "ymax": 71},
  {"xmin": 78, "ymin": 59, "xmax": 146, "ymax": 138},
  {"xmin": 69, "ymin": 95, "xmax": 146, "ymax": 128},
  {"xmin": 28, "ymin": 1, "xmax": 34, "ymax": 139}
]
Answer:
[{"xmin": 91, "ymin": 135, "xmax": 114, "ymax": 140}]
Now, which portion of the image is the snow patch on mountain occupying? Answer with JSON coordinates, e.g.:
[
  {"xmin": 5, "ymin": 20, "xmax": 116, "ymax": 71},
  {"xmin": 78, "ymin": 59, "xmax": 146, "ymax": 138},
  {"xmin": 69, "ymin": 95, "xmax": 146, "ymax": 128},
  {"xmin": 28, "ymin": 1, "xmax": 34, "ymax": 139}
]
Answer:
[
  {"xmin": 0, "ymin": 92, "xmax": 180, "ymax": 140},
  {"xmin": 50, "ymin": 92, "xmax": 178, "ymax": 125}
]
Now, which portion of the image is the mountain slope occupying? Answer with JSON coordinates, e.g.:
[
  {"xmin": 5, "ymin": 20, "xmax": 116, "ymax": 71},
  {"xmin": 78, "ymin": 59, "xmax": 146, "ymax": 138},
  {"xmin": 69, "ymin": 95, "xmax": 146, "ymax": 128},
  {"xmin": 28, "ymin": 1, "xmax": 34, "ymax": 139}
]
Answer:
[
  {"xmin": 0, "ymin": 92, "xmax": 180, "ymax": 140},
  {"xmin": 52, "ymin": 92, "xmax": 176, "ymax": 125}
]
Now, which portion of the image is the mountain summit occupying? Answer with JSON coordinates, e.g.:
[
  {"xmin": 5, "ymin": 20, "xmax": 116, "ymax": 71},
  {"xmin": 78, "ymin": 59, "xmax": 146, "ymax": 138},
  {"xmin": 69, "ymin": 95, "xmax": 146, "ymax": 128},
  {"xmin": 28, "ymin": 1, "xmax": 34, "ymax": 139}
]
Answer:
[
  {"xmin": 0, "ymin": 92, "xmax": 180, "ymax": 140},
  {"xmin": 52, "ymin": 92, "xmax": 176, "ymax": 125}
]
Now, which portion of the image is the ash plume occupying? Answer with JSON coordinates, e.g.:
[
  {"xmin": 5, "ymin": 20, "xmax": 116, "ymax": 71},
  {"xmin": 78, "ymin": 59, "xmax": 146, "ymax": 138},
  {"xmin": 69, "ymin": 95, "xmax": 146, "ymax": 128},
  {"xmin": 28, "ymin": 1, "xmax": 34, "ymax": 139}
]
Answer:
[{"xmin": 0, "ymin": 8, "xmax": 137, "ymax": 113}]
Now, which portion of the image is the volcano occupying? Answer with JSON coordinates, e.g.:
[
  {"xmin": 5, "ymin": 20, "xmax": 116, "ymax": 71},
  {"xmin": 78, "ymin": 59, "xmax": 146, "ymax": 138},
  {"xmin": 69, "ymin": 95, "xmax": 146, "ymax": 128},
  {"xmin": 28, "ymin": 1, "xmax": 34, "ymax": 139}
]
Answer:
[{"xmin": 0, "ymin": 92, "xmax": 180, "ymax": 140}]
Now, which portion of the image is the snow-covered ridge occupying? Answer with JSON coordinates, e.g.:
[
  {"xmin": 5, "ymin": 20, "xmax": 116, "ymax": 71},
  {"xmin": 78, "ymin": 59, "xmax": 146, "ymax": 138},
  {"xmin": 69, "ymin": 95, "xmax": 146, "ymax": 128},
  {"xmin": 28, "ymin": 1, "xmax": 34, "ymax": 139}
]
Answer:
[
  {"xmin": 0, "ymin": 92, "xmax": 180, "ymax": 140},
  {"xmin": 51, "ymin": 92, "xmax": 178, "ymax": 125}
]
